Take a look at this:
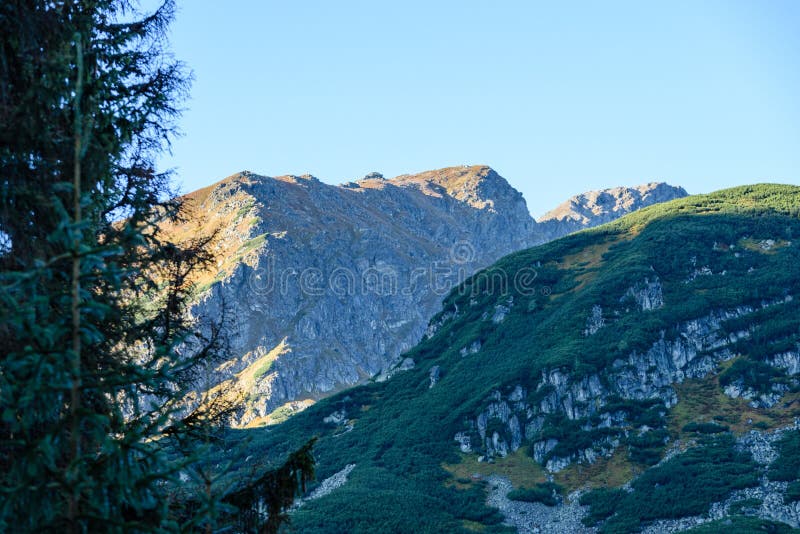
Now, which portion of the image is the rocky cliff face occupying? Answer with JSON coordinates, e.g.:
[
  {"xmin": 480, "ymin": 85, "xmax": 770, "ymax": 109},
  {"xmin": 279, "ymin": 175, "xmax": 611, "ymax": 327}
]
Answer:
[
  {"xmin": 456, "ymin": 291, "xmax": 798, "ymax": 471},
  {"xmin": 167, "ymin": 166, "xmax": 686, "ymax": 425}
]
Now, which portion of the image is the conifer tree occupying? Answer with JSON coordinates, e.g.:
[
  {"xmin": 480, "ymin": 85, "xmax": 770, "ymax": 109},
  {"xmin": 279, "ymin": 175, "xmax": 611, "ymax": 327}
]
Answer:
[{"xmin": 0, "ymin": 2, "xmax": 314, "ymax": 531}]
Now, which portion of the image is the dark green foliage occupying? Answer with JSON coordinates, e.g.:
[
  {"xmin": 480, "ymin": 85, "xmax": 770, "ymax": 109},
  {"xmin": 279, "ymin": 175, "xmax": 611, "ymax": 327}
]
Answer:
[
  {"xmin": 626, "ymin": 428, "xmax": 669, "ymax": 465},
  {"xmin": 682, "ymin": 422, "xmax": 730, "ymax": 434},
  {"xmin": 784, "ymin": 482, "xmax": 800, "ymax": 504},
  {"xmin": 580, "ymin": 488, "xmax": 628, "ymax": 525},
  {"xmin": 307, "ymin": 464, "xmax": 510, "ymax": 533},
  {"xmin": 581, "ymin": 436, "xmax": 759, "ymax": 533},
  {"xmin": 1, "ymin": 2, "xmax": 202, "ymax": 529},
  {"xmin": 722, "ymin": 298, "xmax": 800, "ymax": 342},
  {"xmin": 507, "ymin": 482, "xmax": 562, "ymax": 506},
  {"xmin": 627, "ymin": 446, "xmax": 662, "ymax": 466},
  {"xmin": 728, "ymin": 498, "xmax": 763, "ymax": 515},
  {"xmin": 288, "ymin": 481, "xmax": 512, "ymax": 534},
  {"xmin": 768, "ymin": 431, "xmax": 800, "ymax": 482},
  {"xmin": 0, "ymin": 2, "xmax": 313, "ymax": 531},
  {"xmin": 594, "ymin": 397, "xmax": 667, "ymax": 429},
  {"xmin": 224, "ymin": 439, "xmax": 316, "ymax": 533}
]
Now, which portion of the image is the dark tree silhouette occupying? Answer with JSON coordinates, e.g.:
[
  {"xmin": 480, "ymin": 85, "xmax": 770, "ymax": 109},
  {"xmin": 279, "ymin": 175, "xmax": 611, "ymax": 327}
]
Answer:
[{"xmin": 0, "ymin": 2, "xmax": 314, "ymax": 531}]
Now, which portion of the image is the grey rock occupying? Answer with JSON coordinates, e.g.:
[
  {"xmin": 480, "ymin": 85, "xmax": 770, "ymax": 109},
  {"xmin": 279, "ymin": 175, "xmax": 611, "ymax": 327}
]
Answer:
[
  {"xmin": 767, "ymin": 348, "xmax": 800, "ymax": 376},
  {"xmin": 459, "ymin": 340, "xmax": 482, "ymax": 357},
  {"xmin": 484, "ymin": 475, "xmax": 594, "ymax": 533},
  {"xmin": 291, "ymin": 464, "xmax": 356, "ymax": 511},
  {"xmin": 399, "ymin": 357, "xmax": 415, "ymax": 370},
  {"xmin": 584, "ymin": 305, "xmax": 605, "ymax": 336},
  {"xmin": 509, "ymin": 385, "xmax": 526, "ymax": 402},
  {"xmin": 429, "ymin": 365, "xmax": 441, "ymax": 388},
  {"xmin": 532, "ymin": 439, "xmax": 559, "ymax": 463},
  {"xmin": 323, "ymin": 409, "xmax": 346, "ymax": 425},
  {"xmin": 492, "ymin": 304, "xmax": 511, "ymax": 324},
  {"xmin": 374, "ymin": 357, "xmax": 415, "ymax": 382},
  {"xmin": 454, "ymin": 432, "xmax": 472, "ymax": 453},
  {"xmin": 623, "ymin": 277, "xmax": 664, "ymax": 311}
]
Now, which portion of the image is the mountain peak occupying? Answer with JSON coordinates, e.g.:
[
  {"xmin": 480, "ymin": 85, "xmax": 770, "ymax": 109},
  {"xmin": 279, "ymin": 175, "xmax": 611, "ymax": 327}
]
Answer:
[
  {"xmin": 390, "ymin": 164, "xmax": 497, "ymax": 192},
  {"xmin": 538, "ymin": 182, "xmax": 688, "ymax": 234},
  {"xmin": 386, "ymin": 165, "xmax": 520, "ymax": 211}
]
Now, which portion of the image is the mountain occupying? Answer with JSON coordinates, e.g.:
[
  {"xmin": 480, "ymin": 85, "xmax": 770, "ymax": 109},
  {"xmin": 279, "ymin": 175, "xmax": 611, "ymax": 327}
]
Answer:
[
  {"xmin": 227, "ymin": 184, "xmax": 800, "ymax": 533},
  {"xmin": 537, "ymin": 182, "xmax": 689, "ymax": 240},
  {"xmin": 164, "ymin": 166, "xmax": 686, "ymax": 426}
]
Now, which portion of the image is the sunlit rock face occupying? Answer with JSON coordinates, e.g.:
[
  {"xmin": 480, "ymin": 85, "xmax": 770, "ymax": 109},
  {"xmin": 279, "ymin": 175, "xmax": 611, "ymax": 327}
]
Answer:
[
  {"xmin": 165, "ymin": 166, "xmax": 686, "ymax": 425},
  {"xmin": 538, "ymin": 182, "xmax": 689, "ymax": 240}
]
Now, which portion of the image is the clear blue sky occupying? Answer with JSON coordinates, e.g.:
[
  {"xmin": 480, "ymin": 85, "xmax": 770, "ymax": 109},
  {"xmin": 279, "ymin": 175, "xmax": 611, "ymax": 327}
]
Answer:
[{"xmin": 155, "ymin": 0, "xmax": 800, "ymax": 217}]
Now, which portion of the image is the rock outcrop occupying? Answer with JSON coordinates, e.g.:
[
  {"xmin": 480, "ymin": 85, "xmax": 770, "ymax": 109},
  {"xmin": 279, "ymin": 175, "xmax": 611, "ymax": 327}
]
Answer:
[
  {"xmin": 457, "ymin": 292, "xmax": 798, "ymax": 471},
  {"xmin": 166, "ymin": 166, "xmax": 686, "ymax": 425}
]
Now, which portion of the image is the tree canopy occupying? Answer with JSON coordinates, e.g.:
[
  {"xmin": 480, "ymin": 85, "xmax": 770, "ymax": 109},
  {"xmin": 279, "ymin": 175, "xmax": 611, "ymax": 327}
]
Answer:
[{"xmin": 0, "ymin": 2, "xmax": 314, "ymax": 531}]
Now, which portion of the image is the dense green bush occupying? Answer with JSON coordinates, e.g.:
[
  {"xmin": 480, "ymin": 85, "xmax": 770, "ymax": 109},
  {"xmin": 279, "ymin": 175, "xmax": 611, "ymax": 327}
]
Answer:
[
  {"xmin": 784, "ymin": 482, "xmax": 800, "ymax": 504},
  {"xmin": 682, "ymin": 422, "xmax": 730, "ymax": 434},
  {"xmin": 580, "ymin": 488, "xmax": 628, "ymax": 525},
  {"xmin": 626, "ymin": 428, "xmax": 669, "ymax": 465},
  {"xmin": 727, "ymin": 498, "xmax": 762, "ymax": 515},
  {"xmin": 768, "ymin": 431, "xmax": 800, "ymax": 483},
  {"xmin": 507, "ymin": 482, "xmax": 562, "ymax": 506}
]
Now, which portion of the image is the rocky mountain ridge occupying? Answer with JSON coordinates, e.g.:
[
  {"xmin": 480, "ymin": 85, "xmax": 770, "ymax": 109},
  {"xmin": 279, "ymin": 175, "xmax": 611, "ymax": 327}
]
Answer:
[{"xmin": 166, "ymin": 166, "xmax": 687, "ymax": 425}]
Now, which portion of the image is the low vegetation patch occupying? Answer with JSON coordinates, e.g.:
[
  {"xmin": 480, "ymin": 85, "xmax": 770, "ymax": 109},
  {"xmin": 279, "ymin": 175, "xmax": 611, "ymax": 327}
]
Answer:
[
  {"xmin": 553, "ymin": 448, "xmax": 640, "ymax": 493},
  {"xmin": 444, "ymin": 448, "xmax": 547, "ymax": 491},
  {"xmin": 507, "ymin": 482, "xmax": 562, "ymax": 506},
  {"xmin": 682, "ymin": 421, "xmax": 729, "ymax": 434},
  {"xmin": 768, "ymin": 430, "xmax": 800, "ymax": 484},
  {"xmin": 727, "ymin": 497, "xmax": 762, "ymax": 515},
  {"xmin": 669, "ymin": 377, "xmax": 800, "ymax": 437}
]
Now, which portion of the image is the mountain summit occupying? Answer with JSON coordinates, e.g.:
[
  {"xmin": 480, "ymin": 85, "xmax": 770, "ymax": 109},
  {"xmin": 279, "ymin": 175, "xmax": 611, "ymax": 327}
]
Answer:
[
  {"xmin": 538, "ymin": 182, "xmax": 689, "ymax": 238},
  {"xmin": 165, "ymin": 166, "xmax": 686, "ymax": 426}
]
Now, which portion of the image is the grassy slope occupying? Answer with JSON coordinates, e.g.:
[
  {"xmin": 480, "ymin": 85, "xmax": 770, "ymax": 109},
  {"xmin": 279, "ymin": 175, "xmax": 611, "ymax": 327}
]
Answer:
[{"xmin": 218, "ymin": 184, "xmax": 800, "ymax": 533}]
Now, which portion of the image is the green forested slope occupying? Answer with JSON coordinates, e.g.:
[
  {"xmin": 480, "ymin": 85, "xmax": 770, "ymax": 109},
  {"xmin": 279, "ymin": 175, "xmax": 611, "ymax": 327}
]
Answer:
[{"xmin": 222, "ymin": 184, "xmax": 800, "ymax": 533}]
